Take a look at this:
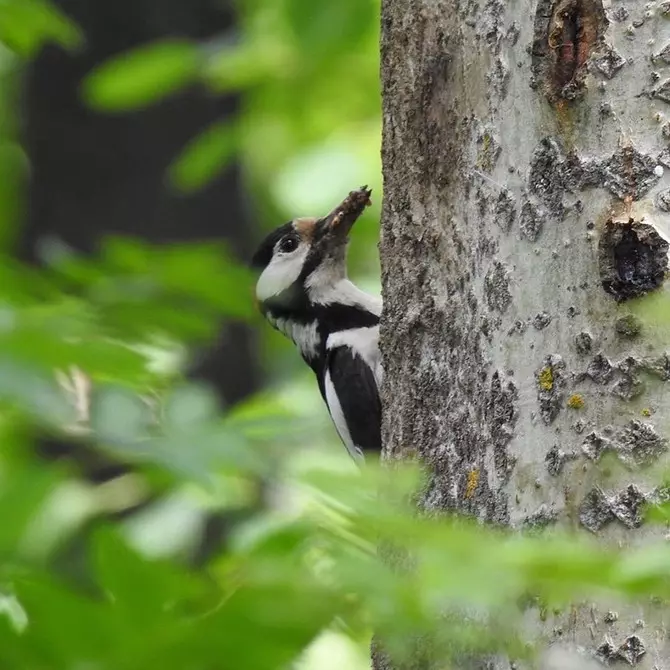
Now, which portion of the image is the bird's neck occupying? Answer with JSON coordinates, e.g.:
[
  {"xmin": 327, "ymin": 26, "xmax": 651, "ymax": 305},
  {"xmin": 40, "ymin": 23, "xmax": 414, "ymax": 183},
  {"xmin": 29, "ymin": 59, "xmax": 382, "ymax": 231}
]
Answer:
[
  {"xmin": 264, "ymin": 279, "xmax": 381, "ymax": 364},
  {"xmin": 266, "ymin": 315, "xmax": 323, "ymax": 369},
  {"xmin": 307, "ymin": 279, "xmax": 382, "ymax": 317}
]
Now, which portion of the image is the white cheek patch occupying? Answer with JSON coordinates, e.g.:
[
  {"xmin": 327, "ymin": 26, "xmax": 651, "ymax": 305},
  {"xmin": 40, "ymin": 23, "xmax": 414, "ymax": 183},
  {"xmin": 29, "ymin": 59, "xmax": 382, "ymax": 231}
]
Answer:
[{"xmin": 256, "ymin": 243, "xmax": 309, "ymax": 302}]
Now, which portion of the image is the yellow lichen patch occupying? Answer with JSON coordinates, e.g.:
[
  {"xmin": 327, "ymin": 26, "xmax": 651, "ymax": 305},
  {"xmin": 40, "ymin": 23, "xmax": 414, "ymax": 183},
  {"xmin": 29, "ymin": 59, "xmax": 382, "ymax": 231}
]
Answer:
[
  {"xmin": 538, "ymin": 366, "xmax": 554, "ymax": 391},
  {"xmin": 476, "ymin": 132, "xmax": 496, "ymax": 172},
  {"xmin": 403, "ymin": 447, "xmax": 419, "ymax": 461},
  {"xmin": 642, "ymin": 408, "xmax": 652, "ymax": 417},
  {"xmin": 465, "ymin": 469, "xmax": 480, "ymax": 499},
  {"xmin": 567, "ymin": 394, "xmax": 585, "ymax": 409}
]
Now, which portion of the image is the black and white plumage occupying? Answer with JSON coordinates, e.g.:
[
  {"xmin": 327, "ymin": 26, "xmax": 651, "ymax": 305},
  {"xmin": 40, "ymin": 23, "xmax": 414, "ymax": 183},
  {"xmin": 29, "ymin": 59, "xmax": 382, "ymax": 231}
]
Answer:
[{"xmin": 251, "ymin": 187, "xmax": 382, "ymax": 462}]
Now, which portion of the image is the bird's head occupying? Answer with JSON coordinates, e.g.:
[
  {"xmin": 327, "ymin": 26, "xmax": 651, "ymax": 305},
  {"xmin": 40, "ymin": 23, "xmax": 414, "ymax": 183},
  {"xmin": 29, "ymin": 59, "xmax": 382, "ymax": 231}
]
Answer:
[{"xmin": 251, "ymin": 186, "xmax": 372, "ymax": 312}]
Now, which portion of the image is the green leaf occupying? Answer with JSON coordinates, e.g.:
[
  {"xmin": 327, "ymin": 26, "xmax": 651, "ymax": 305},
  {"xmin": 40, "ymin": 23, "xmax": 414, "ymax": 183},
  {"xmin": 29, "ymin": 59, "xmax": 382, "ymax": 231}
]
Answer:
[
  {"xmin": 194, "ymin": 559, "xmax": 339, "ymax": 670},
  {"xmin": 202, "ymin": 40, "xmax": 285, "ymax": 92},
  {"xmin": 284, "ymin": 0, "xmax": 375, "ymax": 59},
  {"xmin": 0, "ymin": 329, "xmax": 149, "ymax": 384},
  {"xmin": 15, "ymin": 576, "xmax": 124, "ymax": 666},
  {"xmin": 163, "ymin": 383, "xmax": 219, "ymax": 431},
  {"xmin": 0, "ymin": 142, "xmax": 27, "ymax": 252},
  {"xmin": 0, "ymin": 463, "xmax": 59, "ymax": 555},
  {"xmin": 82, "ymin": 39, "xmax": 200, "ymax": 111},
  {"xmin": 92, "ymin": 530, "xmax": 198, "ymax": 627},
  {"xmin": 0, "ymin": 358, "xmax": 74, "ymax": 425},
  {"xmin": 169, "ymin": 121, "xmax": 239, "ymax": 192},
  {"xmin": 0, "ymin": 0, "xmax": 82, "ymax": 57},
  {"xmin": 272, "ymin": 141, "xmax": 370, "ymax": 215},
  {"xmin": 89, "ymin": 385, "xmax": 152, "ymax": 443}
]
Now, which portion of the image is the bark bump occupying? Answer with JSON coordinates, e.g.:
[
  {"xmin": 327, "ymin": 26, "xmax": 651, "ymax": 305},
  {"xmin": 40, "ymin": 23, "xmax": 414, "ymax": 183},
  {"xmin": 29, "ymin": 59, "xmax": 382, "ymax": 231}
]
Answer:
[{"xmin": 597, "ymin": 635, "xmax": 646, "ymax": 665}]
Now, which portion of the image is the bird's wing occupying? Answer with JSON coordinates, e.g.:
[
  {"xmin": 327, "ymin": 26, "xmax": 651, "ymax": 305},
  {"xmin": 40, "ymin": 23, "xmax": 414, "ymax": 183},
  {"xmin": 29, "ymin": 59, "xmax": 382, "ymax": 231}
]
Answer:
[{"xmin": 323, "ymin": 345, "xmax": 382, "ymax": 461}]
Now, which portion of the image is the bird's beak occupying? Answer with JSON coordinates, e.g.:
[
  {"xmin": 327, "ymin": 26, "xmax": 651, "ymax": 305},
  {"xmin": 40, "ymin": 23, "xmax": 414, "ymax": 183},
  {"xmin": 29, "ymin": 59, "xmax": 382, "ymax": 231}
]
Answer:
[{"xmin": 316, "ymin": 186, "xmax": 372, "ymax": 243}]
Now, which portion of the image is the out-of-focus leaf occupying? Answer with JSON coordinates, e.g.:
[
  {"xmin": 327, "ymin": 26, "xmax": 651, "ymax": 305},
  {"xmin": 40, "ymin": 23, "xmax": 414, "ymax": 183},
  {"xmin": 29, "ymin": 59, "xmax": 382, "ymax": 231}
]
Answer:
[
  {"xmin": 0, "ymin": 141, "xmax": 26, "ymax": 251},
  {"xmin": 0, "ymin": 329, "xmax": 149, "ymax": 383},
  {"xmin": 202, "ymin": 40, "xmax": 287, "ymax": 91},
  {"xmin": 14, "ymin": 575, "xmax": 119, "ymax": 665},
  {"xmin": 94, "ymin": 238, "xmax": 256, "ymax": 319},
  {"xmin": 0, "ymin": 463, "xmax": 59, "ymax": 555},
  {"xmin": 0, "ymin": 0, "xmax": 82, "ymax": 57},
  {"xmin": 89, "ymin": 386, "xmax": 152, "ymax": 443},
  {"xmin": 0, "ymin": 594, "xmax": 27, "ymax": 633},
  {"xmin": 297, "ymin": 630, "xmax": 371, "ymax": 670},
  {"xmin": 145, "ymin": 426, "xmax": 259, "ymax": 483},
  {"xmin": 193, "ymin": 551, "xmax": 340, "ymax": 670},
  {"xmin": 169, "ymin": 120, "xmax": 239, "ymax": 192},
  {"xmin": 645, "ymin": 497, "xmax": 670, "ymax": 524},
  {"xmin": 0, "ymin": 258, "xmax": 76, "ymax": 304},
  {"xmin": 163, "ymin": 383, "xmax": 219, "ymax": 431},
  {"xmin": 0, "ymin": 358, "xmax": 74, "ymax": 425},
  {"xmin": 45, "ymin": 238, "xmax": 257, "ymax": 344},
  {"xmin": 272, "ymin": 142, "xmax": 370, "ymax": 215},
  {"xmin": 122, "ymin": 490, "xmax": 210, "ymax": 559},
  {"xmin": 627, "ymin": 292, "xmax": 670, "ymax": 339},
  {"xmin": 148, "ymin": 244, "xmax": 255, "ymax": 318},
  {"xmin": 92, "ymin": 529, "xmax": 201, "ymax": 626},
  {"xmin": 97, "ymin": 301, "xmax": 219, "ymax": 342},
  {"xmin": 284, "ymin": 0, "xmax": 375, "ymax": 60},
  {"xmin": 82, "ymin": 39, "xmax": 200, "ymax": 111},
  {"xmin": 610, "ymin": 545, "xmax": 670, "ymax": 595}
]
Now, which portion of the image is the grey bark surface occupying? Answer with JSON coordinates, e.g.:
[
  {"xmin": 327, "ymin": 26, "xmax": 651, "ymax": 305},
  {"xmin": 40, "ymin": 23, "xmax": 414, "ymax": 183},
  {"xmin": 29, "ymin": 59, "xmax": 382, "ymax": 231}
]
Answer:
[{"xmin": 379, "ymin": 0, "xmax": 670, "ymax": 668}]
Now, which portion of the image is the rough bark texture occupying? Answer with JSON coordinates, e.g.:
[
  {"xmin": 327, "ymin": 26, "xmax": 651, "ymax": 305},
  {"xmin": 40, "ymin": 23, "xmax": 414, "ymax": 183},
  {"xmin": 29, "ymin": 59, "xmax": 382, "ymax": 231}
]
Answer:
[{"xmin": 379, "ymin": 0, "xmax": 670, "ymax": 667}]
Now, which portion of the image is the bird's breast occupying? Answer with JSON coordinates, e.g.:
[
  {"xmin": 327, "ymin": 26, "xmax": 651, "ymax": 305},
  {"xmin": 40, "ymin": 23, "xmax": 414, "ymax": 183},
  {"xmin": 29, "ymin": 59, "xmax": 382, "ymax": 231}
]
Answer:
[{"xmin": 267, "ymin": 314, "xmax": 322, "ymax": 361}]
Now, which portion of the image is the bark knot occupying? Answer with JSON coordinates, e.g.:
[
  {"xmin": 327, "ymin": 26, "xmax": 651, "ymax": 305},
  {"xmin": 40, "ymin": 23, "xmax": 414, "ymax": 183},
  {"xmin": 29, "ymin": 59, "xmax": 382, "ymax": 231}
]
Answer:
[
  {"xmin": 597, "ymin": 634, "xmax": 646, "ymax": 665},
  {"xmin": 598, "ymin": 219, "xmax": 669, "ymax": 302},
  {"xmin": 532, "ymin": 0, "xmax": 607, "ymax": 103}
]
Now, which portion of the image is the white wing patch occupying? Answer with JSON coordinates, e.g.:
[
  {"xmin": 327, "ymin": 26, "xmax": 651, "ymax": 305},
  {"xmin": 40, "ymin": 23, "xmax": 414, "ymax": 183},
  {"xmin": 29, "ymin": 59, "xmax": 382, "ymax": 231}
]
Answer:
[
  {"xmin": 326, "ymin": 326, "xmax": 383, "ymax": 386},
  {"xmin": 324, "ymin": 367, "xmax": 364, "ymax": 463},
  {"xmin": 324, "ymin": 325, "xmax": 382, "ymax": 463}
]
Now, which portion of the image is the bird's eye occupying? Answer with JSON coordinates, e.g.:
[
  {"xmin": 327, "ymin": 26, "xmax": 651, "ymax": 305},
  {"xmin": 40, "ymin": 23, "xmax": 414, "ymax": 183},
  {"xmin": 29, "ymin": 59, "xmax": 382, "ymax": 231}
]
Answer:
[{"xmin": 279, "ymin": 236, "xmax": 299, "ymax": 253}]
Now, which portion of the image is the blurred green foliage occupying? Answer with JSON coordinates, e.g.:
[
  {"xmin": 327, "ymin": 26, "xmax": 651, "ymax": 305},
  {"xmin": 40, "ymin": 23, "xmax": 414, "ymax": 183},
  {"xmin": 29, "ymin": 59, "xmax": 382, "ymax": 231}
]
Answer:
[
  {"xmin": 0, "ymin": 2, "xmax": 669, "ymax": 670},
  {"xmin": 0, "ymin": 0, "xmax": 81, "ymax": 57}
]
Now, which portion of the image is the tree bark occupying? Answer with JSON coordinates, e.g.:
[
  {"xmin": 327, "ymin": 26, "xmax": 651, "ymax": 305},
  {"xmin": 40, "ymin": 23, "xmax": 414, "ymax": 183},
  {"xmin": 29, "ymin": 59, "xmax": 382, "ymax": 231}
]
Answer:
[{"xmin": 379, "ymin": 0, "xmax": 670, "ymax": 667}]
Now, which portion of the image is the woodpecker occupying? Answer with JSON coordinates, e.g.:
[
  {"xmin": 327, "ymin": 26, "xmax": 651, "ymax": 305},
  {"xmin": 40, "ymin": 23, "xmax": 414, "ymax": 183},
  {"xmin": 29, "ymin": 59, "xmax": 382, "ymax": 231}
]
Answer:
[{"xmin": 251, "ymin": 186, "xmax": 382, "ymax": 462}]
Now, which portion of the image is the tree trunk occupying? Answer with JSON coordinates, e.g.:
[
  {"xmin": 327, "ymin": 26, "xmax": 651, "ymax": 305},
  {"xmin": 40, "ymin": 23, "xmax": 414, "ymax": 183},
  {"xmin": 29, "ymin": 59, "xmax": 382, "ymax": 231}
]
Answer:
[{"xmin": 379, "ymin": 0, "xmax": 670, "ymax": 667}]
